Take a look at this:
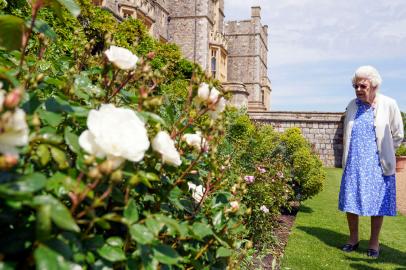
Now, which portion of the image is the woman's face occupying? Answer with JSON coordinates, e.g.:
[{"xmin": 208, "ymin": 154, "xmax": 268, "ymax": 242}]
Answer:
[{"xmin": 353, "ymin": 78, "xmax": 377, "ymax": 104}]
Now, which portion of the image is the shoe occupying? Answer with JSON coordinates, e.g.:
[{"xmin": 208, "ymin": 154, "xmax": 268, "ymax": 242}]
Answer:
[
  {"xmin": 367, "ymin": 248, "xmax": 379, "ymax": 258},
  {"xmin": 342, "ymin": 242, "xmax": 359, "ymax": 252}
]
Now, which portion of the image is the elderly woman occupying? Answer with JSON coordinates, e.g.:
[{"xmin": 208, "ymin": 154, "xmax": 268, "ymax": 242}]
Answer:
[{"xmin": 338, "ymin": 66, "xmax": 404, "ymax": 258}]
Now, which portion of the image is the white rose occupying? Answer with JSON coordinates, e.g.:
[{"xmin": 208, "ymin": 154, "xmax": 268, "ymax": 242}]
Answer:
[
  {"xmin": 187, "ymin": 182, "xmax": 205, "ymax": 203},
  {"xmin": 208, "ymin": 97, "xmax": 226, "ymax": 120},
  {"xmin": 208, "ymin": 87, "xmax": 220, "ymax": 104},
  {"xmin": 0, "ymin": 109, "xmax": 29, "ymax": 156},
  {"xmin": 182, "ymin": 132, "xmax": 208, "ymax": 151},
  {"xmin": 104, "ymin": 46, "xmax": 138, "ymax": 70},
  {"xmin": 197, "ymin": 82, "xmax": 210, "ymax": 102},
  {"xmin": 79, "ymin": 104, "xmax": 149, "ymax": 166},
  {"xmin": 152, "ymin": 131, "xmax": 182, "ymax": 166},
  {"xmin": 260, "ymin": 205, "xmax": 269, "ymax": 213}
]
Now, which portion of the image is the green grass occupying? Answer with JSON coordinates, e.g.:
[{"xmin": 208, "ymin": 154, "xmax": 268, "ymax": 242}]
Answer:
[{"xmin": 281, "ymin": 168, "xmax": 406, "ymax": 270}]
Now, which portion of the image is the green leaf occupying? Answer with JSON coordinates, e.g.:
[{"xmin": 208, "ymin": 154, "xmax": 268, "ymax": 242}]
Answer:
[
  {"xmin": 123, "ymin": 199, "xmax": 139, "ymax": 224},
  {"xmin": 50, "ymin": 146, "xmax": 69, "ymax": 169},
  {"xmin": 29, "ymin": 19, "xmax": 56, "ymax": 41},
  {"xmin": 137, "ymin": 111, "xmax": 166, "ymax": 127},
  {"xmin": 154, "ymin": 215, "xmax": 181, "ymax": 236},
  {"xmin": 38, "ymin": 110, "xmax": 64, "ymax": 127},
  {"xmin": 37, "ymin": 129, "xmax": 64, "ymax": 145},
  {"xmin": 216, "ymin": 247, "xmax": 233, "ymax": 258},
  {"xmin": 33, "ymin": 195, "xmax": 80, "ymax": 232},
  {"xmin": 64, "ymin": 128, "xmax": 80, "ymax": 154},
  {"xmin": 129, "ymin": 224, "xmax": 154, "ymax": 245},
  {"xmin": 145, "ymin": 217, "xmax": 163, "ymax": 236},
  {"xmin": 0, "ymin": 173, "xmax": 46, "ymax": 199},
  {"xmin": 213, "ymin": 211, "xmax": 225, "ymax": 230},
  {"xmin": 97, "ymin": 244, "xmax": 126, "ymax": 262},
  {"xmin": 36, "ymin": 204, "xmax": 52, "ymax": 241},
  {"xmin": 191, "ymin": 222, "xmax": 213, "ymax": 240},
  {"xmin": 37, "ymin": 144, "xmax": 51, "ymax": 166},
  {"xmin": 74, "ymin": 73, "xmax": 102, "ymax": 98},
  {"xmin": 34, "ymin": 245, "xmax": 81, "ymax": 270},
  {"xmin": 45, "ymin": 0, "xmax": 80, "ymax": 18},
  {"xmin": 45, "ymin": 97, "xmax": 73, "ymax": 113},
  {"xmin": 152, "ymin": 244, "xmax": 180, "ymax": 265},
  {"xmin": 106, "ymin": 237, "xmax": 123, "ymax": 248},
  {"xmin": 0, "ymin": 15, "xmax": 25, "ymax": 51}
]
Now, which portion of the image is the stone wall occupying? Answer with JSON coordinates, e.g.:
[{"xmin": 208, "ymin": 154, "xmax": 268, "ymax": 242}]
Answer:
[
  {"xmin": 167, "ymin": 0, "xmax": 214, "ymax": 70},
  {"xmin": 249, "ymin": 111, "xmax": 345, "ymax": 167}
]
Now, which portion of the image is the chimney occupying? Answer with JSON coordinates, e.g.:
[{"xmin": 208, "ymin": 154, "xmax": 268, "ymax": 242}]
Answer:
[{"xmin": 251, "ymin": 6, "xmax": 261, "ymax": 19}]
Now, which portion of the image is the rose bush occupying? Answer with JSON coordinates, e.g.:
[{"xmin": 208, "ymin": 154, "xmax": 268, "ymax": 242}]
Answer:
[
  {"xmin": 219, "ymin": 109, "xmax": 325, "ymax": 252},
  {"xmin": 0, "ymin": 1, "xmax": 249, "ymax": 269}
]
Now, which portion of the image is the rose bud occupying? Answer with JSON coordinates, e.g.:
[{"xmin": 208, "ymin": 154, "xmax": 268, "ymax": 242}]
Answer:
[
  {"xmin": 4, "ymin": 88, "xmax": 22, "ymax": 109},
  {"xmin": 0, "ymin": 155, "xmax": 18, "ymax": 171},
  {"xmin": 146, "ymin": 51, "xmax": 156, "ymax": 59}
]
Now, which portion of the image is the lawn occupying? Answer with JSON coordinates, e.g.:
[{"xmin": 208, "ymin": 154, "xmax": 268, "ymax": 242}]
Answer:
[{"xmin": 281, "ymin": 168, "xmax": 406, "ymax": 270}]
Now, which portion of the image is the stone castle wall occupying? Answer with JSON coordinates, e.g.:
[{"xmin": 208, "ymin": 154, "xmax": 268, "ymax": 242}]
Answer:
[
  {"xmin": 249, "ymin": 111, "xmax": 345, "ymax": 167},
  {"xmin": 167, "ymin": 0, "xmax": 213, "ymax": 70}
]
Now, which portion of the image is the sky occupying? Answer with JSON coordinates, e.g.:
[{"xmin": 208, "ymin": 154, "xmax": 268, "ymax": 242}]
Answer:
[{"xmin": 224, "ymin": 0, "xmax": 406, "ymax": 112}]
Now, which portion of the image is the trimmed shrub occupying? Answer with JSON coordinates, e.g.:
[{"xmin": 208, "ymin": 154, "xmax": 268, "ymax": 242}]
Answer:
[{"xmin": 281, "ymin": 127, "xmax": 325, "ymax": 201}]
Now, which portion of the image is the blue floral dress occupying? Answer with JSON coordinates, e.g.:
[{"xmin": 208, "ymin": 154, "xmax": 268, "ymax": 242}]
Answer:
[{"xmin": 338, "ymin": 99, "xmax": 396, "ymax": 216}]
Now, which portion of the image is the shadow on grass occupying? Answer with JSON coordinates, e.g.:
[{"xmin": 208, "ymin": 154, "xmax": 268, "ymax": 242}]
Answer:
[
  {"xmin": 297, "ymin": 226, "xmax": 406, "ymax": 269},
  {"xmin": 299, "ymin": 205, "xmax": 314, "ymax": 213}
]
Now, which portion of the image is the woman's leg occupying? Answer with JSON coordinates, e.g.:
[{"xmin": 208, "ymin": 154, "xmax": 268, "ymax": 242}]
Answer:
[
  {"xmin": 347, "ymin": 212, "xmax": 359, "ymax": 244},
  {"xmin": 369, "ymin": 216, "xmax": 383, "ymax": 250}
]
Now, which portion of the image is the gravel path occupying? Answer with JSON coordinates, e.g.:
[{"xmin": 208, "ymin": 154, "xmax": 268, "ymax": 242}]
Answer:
[{"xmin": 397, "ymin": 171, "xmax": 406, "ymax": 215}]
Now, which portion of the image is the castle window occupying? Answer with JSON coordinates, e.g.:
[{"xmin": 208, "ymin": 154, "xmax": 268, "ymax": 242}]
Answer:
[
  {"xmin": 92, "ymin": 0, "xmax": 103, "ymax": 6},
  {"xmin": 136, "ymin": 10, "xmax": 153, "ymax": 30},
  {"xmin": 211, "ymin": 48, "xmax": 217, "ymax": 78},
  {"xmin": 122, "ymin": 9, "xmax": 134, "ymax": 19}
]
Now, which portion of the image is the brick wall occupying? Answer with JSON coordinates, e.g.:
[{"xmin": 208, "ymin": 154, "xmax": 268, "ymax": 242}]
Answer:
[{"xmin": 249, "ymin": 111, "xmax": 345, "ymax": 167}]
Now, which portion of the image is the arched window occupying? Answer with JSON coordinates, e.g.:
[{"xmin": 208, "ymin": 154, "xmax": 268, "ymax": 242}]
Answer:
[{"xmin": 211, "ymin": 48, "xmax": 217, "ymax": 78}]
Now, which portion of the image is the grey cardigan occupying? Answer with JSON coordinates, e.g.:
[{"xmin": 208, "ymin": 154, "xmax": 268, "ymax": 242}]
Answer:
[{"xmin": 342, "ymin": 93, "xmax": 404, "ymax": 175}]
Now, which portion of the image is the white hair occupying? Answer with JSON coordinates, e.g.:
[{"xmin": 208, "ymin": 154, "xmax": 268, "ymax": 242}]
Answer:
[{"xmin": 352, "ymin": 65, "xmax": 382, "ymax": 88}]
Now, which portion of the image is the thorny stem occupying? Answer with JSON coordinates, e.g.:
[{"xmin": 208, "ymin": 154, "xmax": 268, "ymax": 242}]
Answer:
[
  {"xmin": 137, "ymin": 81, "xmax": 158, "ymax": 112},
  {"xmin": 70, "ymin": 177, "xmax": 101, "ymax": 214},
  {"xmin": 106, "ymin": 71, "xmax": 135, "ymax": 102},
  {"xmin": 174, "ymin": 150, "xmax": 204, "ymax": 186},
  {"xmin": 172, "ymin": 107, "xmax": 211, "ymax": 140},
  {"xmin": 194, "ymin": 239, "xmax": 214, "ymax": 260},
  {"xmin": 195, "ymin": 172, "xmax": 211, "ymax": 212},
  {"xmin": 76, "ymin": 185, "xmax": 113, "ymax": 219}
]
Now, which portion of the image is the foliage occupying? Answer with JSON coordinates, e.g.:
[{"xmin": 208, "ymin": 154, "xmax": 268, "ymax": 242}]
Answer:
[
  {"xmin": 396, "ymin": 144, "xmax": 406, "ymax": 156},
  {"xmin": 0, "ymin": 1, "xmax": 247, "ymax": 269},
  {"xmin": 219, "ymin": 112, "xmax": 324, "ymax": 250},
  {"xmin": 280, "ymin": 127, "xmax": 325, "ymax": 201}
]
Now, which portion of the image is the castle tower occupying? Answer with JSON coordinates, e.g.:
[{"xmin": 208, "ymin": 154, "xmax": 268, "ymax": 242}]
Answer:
[
  {"xmin": 166, "ymin": 0, "xmax": 228, "ymax": 82},
  {"xmin": 225, "ymin": 6, "xmax": 271, "ymax": 111}
]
